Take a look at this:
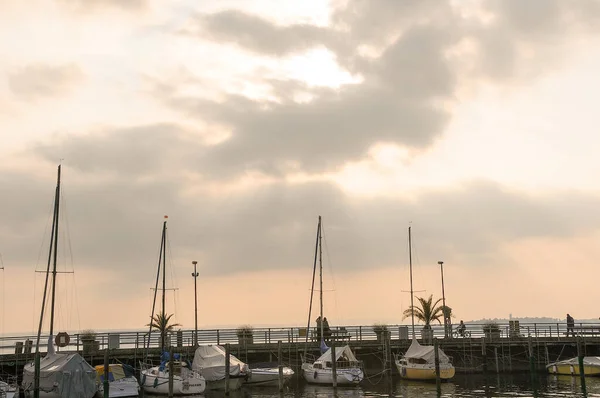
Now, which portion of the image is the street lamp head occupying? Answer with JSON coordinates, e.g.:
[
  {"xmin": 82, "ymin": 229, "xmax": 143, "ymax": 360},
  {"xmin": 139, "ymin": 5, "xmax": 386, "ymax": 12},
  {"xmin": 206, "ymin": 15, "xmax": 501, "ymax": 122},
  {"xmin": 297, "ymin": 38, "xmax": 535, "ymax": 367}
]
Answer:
[
  {"xmin": 438, "ymin": 261, "xmax": 444, "ymax": 265},
  {"xmin": 192, "ymin": 261, "xmax": 198, "ymax": 265}
]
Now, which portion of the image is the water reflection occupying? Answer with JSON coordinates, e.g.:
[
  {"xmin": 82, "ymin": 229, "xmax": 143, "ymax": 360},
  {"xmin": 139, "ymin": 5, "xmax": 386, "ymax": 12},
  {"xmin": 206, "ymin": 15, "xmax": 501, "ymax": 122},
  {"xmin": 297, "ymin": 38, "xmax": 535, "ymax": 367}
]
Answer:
[{"xmin": 143, "ymin": 373, "xmax": 600, "ymax": 397}]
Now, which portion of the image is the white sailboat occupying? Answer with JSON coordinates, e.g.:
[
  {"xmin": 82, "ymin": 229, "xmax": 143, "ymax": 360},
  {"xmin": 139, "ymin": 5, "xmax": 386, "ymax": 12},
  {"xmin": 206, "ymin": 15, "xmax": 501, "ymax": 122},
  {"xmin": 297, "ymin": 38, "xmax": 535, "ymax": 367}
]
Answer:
[
  {"xmin": 301, "ymin": 216, "xmax": 364, "ymax": 386},
  {"xmin": 94, "ymin": 363, "xmax": 139, "ymax": 397},
  {"xmin": 140, "ymin": 217, "xmax": 206, "ymax": 396},
  {"xmin": 22, "ymin": 165, "xmax": 97, "ymax": 398},
  {"xmin": 394, "ymin": 226, "xmax": 455, "ymax": 381}
]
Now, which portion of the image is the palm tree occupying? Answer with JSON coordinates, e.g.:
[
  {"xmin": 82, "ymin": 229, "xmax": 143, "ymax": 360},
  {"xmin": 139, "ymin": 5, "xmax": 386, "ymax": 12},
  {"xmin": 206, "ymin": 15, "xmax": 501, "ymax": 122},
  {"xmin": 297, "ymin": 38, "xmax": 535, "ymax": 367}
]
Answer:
[
  {"xmin": 402, "ymin": 294, "xmax": 444, "ymax": 330},
  {"xmin": 147, "ymin": 313, "xmax": 181, "ymax": 351}
]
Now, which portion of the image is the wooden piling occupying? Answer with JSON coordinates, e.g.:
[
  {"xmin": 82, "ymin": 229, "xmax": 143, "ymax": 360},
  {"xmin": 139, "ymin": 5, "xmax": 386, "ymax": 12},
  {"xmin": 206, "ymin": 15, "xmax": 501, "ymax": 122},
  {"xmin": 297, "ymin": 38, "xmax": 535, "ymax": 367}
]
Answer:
[
  {"xmin": 168, "ymin": 346, "xmax": 174, "ymax": 398},
  {"xmin": 278, "ymin": 340, "xmax": 283, "ymax": 392},
  {"xmin": 34, "ymin": 351, "xmax": 40, "ymax": 398},
  {"xmin": 494, "ymin": 347, "xmax": 499, "ymax": 374},
  {"xmin": 434, "ymin": 338, "xmax": 441, "ymax": 395},
  {"xmin": 577, "ymin": 338, "xmax": 587, "ymax": 395},
  {"xmin": 481, "ymin": 337, "xmax": 487, "ymax": 374},
  {"xmin": 103, "ymin": 348, "xmax": 110, "ymax": 398},
  {"xmin": 331, "ymin": 344, "xmax": 337, "ymax": 389},
  {"xmin": 225, "ymin": 343, "xmax": 231, "ymax": 395}
]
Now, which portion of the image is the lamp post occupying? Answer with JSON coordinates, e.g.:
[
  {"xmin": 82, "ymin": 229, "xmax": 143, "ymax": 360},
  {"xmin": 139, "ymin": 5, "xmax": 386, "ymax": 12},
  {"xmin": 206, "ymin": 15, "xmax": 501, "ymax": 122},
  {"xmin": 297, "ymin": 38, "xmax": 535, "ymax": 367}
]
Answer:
[
  {"xmin": 438, "ymin": 261, "xmax": 447, "ymax": 338},
  {"xmin": 192, "ymin": 261, "xmax": 199, "ymax": 347}
]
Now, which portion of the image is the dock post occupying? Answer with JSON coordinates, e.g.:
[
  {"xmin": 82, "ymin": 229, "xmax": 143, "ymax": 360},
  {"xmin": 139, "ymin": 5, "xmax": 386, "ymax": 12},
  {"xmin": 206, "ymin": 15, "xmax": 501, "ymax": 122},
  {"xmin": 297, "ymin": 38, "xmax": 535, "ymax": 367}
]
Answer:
[
  {"xmin": 103, "ymin": 348, "xmax": 110, "ymax": 398},
  {"xmin": 278, "ymin": 340, "xmax": 283, "ymax": 392},
  {"xmin": 577, "ymin": 338, "xmax": 587, "ymax": 395},
  {"xmin": 528, "ymin": 336, "xmax": 537, "ymax": 393},
  {"xmin": 34, "ymin": 351, "xmax": 40, "ymax": 398},
  {"xmin": 434, "ymin": 338, "xmax": 441, "ymax": 395},
  {"xmin": 494, "ymin": 347, "xmax": 499, "ymax": 374},
  {"xmin": 225, "ymin": 343, "xmax": 231, "ymax": 396},
  {"xmin": 331, "ymin": 344, "xmax": 337, "ymax": 389},
  {"xmin": 481, "ymin": 337, "xmax": 487, "ymax": 374},
  {"xmin": 168, "ymin": 346, "xmax": 174, "ymax": 397},
  {"xmin": 386, "ymin": 332, "xmax": 393, "ymax": 379}
]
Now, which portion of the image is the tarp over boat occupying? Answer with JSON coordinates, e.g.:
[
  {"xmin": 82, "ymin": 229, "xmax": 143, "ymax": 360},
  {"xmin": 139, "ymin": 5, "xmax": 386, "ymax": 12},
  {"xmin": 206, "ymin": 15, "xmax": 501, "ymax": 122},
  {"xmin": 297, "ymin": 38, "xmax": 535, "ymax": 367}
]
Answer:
[
  {"xmin": 192, "ymin": 345, "xmax": 249, "ymax": 381},
  {"xmin": 94, "ymin": 363, "xmax": 135, "ymax": 383},
  {"xmin": 403, "ymin": 338, "xmax": 451, "ymax": 364},
  {"xmin": 315, "ymin": 345, "xmax": 358, "ymax": 364},
  {"xmin": 22, "ymin": 351, "xmax": 97, "ymax": 398},
  {"xmin": 548, "ymin": 356, "xmax": 600, "ymax": 367}
]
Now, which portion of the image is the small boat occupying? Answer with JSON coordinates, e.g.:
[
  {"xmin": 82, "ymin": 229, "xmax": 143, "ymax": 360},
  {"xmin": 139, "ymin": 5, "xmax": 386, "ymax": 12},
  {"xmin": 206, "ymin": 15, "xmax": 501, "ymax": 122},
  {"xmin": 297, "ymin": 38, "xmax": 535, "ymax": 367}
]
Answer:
[
  {"xmin": 246, "ymin": 362, "xmax": 294, "ymax": 386},
  {"xmin": 192, "ymin": 345, "xmax": 250, "ymax": 390},
  {"xmin": 0, "ymin": 378, "xmax": 17, "ymax": 398},
  {"xmin": 95, "ymin": 363, "xmax": 139, "ymax": 397},
  {"xmin": 395, "ymin": 338, "xmax": 456, "ymax": 381},
  {"xmin": 547, "ymin": 356, "xmax": 600, "ymax": 376},
  {"xmin": 21, "ymin": 165, "xmax": 97, "ymax": 398},
  {"xmin": 394, "ymin": 226, "xmax": 455, "ymax": 381},
  {"xmin": 302, "ymin": 345, "xmax": 364, "ymax": 386},
  {"xmin": 141, "ymin": 353, "xmax": 206, "ymax": 395},
  {"xmin": 300, "ymin": 216, "xmax": 364, "ymax": 386}
]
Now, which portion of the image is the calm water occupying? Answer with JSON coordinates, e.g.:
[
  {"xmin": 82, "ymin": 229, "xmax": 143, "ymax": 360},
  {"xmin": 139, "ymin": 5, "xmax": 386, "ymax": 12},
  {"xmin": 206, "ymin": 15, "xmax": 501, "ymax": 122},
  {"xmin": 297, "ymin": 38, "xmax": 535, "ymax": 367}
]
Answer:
[{"xmin": 145, "ymin": 374, "xmax": 600, "ymax": 397}]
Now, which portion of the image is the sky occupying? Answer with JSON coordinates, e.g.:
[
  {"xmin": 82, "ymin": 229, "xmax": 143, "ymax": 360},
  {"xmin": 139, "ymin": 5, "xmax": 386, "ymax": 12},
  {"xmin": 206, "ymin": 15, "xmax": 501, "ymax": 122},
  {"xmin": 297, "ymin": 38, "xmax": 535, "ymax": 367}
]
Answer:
[{"xmin": 1, "ymin": 0, "xmax": 600, "ymax": 336}]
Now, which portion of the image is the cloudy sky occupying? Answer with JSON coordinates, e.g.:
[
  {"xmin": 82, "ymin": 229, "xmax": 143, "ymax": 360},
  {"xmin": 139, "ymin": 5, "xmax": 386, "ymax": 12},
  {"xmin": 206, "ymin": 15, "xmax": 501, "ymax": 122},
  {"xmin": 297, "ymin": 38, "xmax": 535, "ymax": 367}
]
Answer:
[{"xmin": 1, "ymin": 0, "xmax": 600, "ymax": 335}]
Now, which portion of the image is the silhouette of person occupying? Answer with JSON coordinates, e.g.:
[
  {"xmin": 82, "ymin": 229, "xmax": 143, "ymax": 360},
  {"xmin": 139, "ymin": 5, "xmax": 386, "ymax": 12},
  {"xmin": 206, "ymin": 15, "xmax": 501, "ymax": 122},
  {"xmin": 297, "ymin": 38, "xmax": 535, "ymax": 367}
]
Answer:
[
  {"xmin": 457, "ymin": 320, "xmax": 466, "ymax": 337},
  {"xmin": 323, "ymin": 317, "xmax": 331, "ymax": 342},
  {"xmin": 566, "ymin": 314, "xmax": 575, "ymax": 337},
  {"xmin": 315, "ymin": 316, "xmax": 322, "ymax": 340}
]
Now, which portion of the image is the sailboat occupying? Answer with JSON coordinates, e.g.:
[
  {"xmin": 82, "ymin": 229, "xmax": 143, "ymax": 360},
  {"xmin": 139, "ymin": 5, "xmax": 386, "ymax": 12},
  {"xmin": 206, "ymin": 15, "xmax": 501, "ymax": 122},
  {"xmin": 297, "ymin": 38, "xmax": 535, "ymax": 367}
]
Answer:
[
  {"xmin": 140, "ymin": 217, "xmax": 206, "ymax": 395},
  {"xmin": 301, "ymin": 216, "xmax": 364, "ymax": 386},
  {"xmin": 394, "ymin": 226, "xmax": 455, "ymax": 381},
  {"xmin": 22, "ymin": 165, "xmax": 97, "ymax": 397}
]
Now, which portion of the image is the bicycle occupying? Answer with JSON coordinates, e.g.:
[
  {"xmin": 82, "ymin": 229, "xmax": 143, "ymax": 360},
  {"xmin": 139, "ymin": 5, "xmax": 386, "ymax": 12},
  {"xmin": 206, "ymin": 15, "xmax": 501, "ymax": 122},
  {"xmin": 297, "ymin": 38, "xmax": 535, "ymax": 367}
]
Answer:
[{"xmin": 452, "ymin": 329, "xmax": 471, "ymax": 338}]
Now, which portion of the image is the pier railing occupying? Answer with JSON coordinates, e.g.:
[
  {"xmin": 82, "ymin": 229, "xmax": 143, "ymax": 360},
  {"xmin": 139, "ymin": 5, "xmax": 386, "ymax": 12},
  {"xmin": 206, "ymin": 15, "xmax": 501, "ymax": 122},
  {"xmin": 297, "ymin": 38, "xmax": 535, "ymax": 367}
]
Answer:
[{"xmin": 2, "ymin": 321, "xmax": 599, "ymax": 355}]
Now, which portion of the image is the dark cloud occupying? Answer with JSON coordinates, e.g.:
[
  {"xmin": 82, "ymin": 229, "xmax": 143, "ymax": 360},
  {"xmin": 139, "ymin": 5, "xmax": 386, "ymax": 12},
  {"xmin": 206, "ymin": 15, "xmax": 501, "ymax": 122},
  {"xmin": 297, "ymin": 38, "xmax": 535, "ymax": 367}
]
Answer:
[
  {"xmin": 184, "ymin": 10, "xmax": 337, "ymax": 57},
  {"xmin": 4, "ymin": 134, "xmax": 600, "ymax": 279},
  {"xmin": 33, "ymin": 124, "xmax": 200, "ymax": 177},
  {"xmin": 8, "ymin": 64, "xmax": 83, "ymax": 100},
  {"xmin": 160, "ymin": 0, "xmax": 600, "ymax": 180}
]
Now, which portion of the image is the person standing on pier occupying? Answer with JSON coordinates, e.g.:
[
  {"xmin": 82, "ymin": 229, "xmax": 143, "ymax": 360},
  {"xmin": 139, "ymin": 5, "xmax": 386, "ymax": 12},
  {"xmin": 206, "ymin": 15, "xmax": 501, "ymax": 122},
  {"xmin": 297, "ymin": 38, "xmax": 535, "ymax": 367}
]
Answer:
[
  {"xmin": 566, "ymin": 313, "xmax": 575, "ymax": 337},
  {"xmin": 316, "ymin": 316, "xmax": 323, "ymax": 341}
]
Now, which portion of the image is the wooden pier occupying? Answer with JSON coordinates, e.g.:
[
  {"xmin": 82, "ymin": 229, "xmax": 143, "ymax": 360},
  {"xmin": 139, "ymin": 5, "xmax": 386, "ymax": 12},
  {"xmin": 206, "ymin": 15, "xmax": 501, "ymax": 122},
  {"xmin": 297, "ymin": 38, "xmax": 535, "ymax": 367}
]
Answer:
[{"xmin": 1, "ymin": 322, "xmax": 599, "ymax": 376}]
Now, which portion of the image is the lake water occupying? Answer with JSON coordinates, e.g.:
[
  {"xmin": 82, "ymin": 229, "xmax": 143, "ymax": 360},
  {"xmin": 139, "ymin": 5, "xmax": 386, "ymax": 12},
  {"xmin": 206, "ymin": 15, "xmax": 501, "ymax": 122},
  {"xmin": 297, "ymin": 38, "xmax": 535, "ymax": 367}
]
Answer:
[{"xmin": 145, "ymin": 374, "xmax": 600, "ymax": 397}]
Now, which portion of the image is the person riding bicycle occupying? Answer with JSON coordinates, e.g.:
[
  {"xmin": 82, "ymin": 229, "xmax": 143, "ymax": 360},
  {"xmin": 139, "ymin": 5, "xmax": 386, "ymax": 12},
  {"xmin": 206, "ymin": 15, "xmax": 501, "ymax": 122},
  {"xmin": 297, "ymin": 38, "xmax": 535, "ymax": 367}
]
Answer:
[{"xmin": 457, "ymin": 320, "xmax": 466, "ymax": 337}]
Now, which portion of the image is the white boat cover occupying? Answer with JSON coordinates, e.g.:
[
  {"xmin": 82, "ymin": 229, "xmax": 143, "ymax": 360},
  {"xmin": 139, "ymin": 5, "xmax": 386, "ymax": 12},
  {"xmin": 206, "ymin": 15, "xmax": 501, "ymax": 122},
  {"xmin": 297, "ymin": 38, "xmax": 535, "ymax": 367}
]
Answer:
[
  {"xmin": 403, "ymin": 338, "xmax": 451, "ymax": 364},
  {"xmin": 192, "ymin": 345, "xmax": 249, "ymax": 381},
  {"xmin": 548, "ymin": 356, "xmax": 600, "ymax": 367},
  {"xmin": 22, "ymin": 351, "xmax": 97, "ymax": 398},
  {"xmin": 315, "ymin": 345, "xmax": 358, "ymax": 363}
]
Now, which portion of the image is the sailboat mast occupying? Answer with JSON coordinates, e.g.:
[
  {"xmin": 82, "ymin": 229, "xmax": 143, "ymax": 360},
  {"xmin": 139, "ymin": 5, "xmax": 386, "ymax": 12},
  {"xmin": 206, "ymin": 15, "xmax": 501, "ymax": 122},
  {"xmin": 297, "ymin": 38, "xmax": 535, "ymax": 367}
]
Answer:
[
  {"xmin": 49, "ymin": 165, "xmax": 61, "ymax": 338},
  {"xmin": 162, "ymin": 219, "xmax": 167, "ymax": 321},
  {"xmin": 303, "ymin": 216, "xmax": 321, "ymax": 357},
  {"xmin": 409, "ymin": 226, "xmax": 415, "ymax": 338},
  {"xmin": 318, "ymin": 216, "xmax": 323, "ymax": 341},
  {"xmin": 34, "ymin": 166, "xmax": 60, "ymax": 353}
]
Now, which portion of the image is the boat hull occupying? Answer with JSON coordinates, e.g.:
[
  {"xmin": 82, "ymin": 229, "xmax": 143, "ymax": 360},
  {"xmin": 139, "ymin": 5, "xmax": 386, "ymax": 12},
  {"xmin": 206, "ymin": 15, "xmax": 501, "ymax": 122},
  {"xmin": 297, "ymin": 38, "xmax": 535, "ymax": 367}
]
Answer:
[
  {"xmin": 302, "ymin": 364, "xmax": 363, "ymax": 386},
  {"xmin": 395, "ymin": 361, "xmax": 455, "ymax": 381},
  {"xmin": 96, "ymin": 376, "xmax": 140, "ymax": 397},
  {"xmin": 141, "ymin": 368, "xmax": 205, "ymax": 395},
  {"xmin": 204, "ymin": 377, "xmax": 246, "ymax": 391},
  {"xmin": 547, "ymin": 363, "xmax": 600, "ymax": 376},
  {"xmin": 246, "ymin": 367, "xmax": 294, "ymax": 386}
]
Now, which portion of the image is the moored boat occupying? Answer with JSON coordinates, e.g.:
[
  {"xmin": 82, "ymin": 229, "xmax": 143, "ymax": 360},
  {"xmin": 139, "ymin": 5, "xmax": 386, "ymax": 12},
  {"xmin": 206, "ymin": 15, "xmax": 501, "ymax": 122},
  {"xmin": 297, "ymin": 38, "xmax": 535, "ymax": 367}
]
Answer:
[
  {"xmin": 192, "ymin": 345, "xmax": 249, "ymax": 390},
  {"xmin": 95, "ymin": 363, "xmax": 139, "ymax": 397},
  {"xmin": 547, "ymin": 356, "xmax": 600, "ymax": 376},
  {"xmin": 302, "ymin": 345, "xmax": 363, "ymax": 386},
  {"xmin": 246, "ymin": 362, "xmax": 294, "ymax": 386}
]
